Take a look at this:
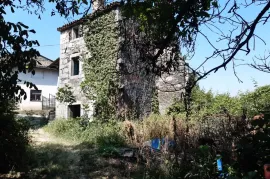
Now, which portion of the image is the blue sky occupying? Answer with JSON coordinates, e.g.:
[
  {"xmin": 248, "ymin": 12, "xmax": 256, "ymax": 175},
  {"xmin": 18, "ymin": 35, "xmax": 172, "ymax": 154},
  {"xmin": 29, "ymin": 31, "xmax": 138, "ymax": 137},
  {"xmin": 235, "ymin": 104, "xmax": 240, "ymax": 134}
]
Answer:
[{"xmin": 5, "ymin": 1, "xmax": 270, "ymax": 96}]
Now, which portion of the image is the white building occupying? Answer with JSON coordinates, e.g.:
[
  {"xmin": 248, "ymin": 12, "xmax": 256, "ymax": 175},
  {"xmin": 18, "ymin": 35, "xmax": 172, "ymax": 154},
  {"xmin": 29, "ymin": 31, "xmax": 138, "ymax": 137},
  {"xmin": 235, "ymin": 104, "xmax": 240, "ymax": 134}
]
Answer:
[{"xmin": 18, "ymin": 55, "xmax": 59, "ymax": 111}]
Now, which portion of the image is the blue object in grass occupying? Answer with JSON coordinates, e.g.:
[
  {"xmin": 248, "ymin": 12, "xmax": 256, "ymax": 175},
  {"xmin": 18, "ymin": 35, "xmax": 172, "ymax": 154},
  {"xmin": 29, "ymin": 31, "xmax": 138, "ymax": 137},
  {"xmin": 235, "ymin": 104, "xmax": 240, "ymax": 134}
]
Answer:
[
  {"xmin": 151, "ymin": 138, "xmax": 160, "ymax": 150},
  {"xmin": 217, "ymin": 154, "xmax": 223, "ymax": 171},
  {"xmin": 151, "ymin": 138, "xmax": 176, "ymax": 150}
]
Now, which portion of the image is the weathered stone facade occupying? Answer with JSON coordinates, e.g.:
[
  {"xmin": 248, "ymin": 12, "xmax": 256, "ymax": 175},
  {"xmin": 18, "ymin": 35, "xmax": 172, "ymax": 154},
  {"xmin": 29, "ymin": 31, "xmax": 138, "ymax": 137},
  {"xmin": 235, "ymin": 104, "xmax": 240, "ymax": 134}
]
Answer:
[
  {"xmin": 56, "ymin": 3, "xmax": 186, "ymax": 119},
  {"xmin": 56, "ymin": 24, "xmax": 94, "ymax": 119}
]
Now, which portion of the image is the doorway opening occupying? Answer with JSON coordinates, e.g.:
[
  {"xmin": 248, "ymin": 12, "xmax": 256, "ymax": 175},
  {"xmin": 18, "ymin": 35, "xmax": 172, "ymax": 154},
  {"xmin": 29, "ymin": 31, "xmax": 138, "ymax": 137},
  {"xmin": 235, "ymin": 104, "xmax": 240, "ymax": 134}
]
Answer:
[{"xmin": 68, "ymin": 104, "xmax": 81, "ymax": 118}]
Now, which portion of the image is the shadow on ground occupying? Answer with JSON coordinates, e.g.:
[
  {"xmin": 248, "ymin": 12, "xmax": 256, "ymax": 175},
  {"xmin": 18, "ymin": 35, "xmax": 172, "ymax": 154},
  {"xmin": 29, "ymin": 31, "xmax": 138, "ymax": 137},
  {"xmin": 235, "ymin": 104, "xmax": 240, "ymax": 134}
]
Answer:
[
  {"xmin": 26, "ymin": 142, "xmax": 145, "ymax": 179},
  {"xmin": 17, "ymin": 115, "xmax": 49, "ymax": 130}
]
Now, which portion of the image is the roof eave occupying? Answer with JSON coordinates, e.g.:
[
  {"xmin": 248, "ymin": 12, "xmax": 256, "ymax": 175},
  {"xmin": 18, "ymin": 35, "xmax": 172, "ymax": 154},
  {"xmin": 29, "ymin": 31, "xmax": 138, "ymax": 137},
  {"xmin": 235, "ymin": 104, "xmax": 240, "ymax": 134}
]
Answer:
[{"xmin": 57, "ymin": 2, "xmax": 122, "ymax": 32}]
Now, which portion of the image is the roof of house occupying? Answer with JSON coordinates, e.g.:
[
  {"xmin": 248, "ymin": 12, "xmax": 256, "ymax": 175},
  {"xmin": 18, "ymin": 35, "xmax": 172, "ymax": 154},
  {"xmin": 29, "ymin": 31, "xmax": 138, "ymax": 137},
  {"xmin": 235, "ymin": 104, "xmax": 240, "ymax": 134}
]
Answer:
[
  {"xmin": 48, "ymin": 58, "xmax": 59, "ymax": 69},
  {"xmin": 35, "ymin": 55, "xmax": 58, "ymax": 69},
  {"xmin": 36, "ymin": 55, "xmax": 53, "ymax": 67},
  {"xmin": 57, "ymin": 1, "xmax": 122, "ymax": 32}
]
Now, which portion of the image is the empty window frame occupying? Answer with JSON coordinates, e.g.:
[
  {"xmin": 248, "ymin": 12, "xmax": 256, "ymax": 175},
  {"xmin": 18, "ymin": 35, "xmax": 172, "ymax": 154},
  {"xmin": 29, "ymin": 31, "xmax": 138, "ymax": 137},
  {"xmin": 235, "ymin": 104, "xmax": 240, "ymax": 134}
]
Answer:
[
  {"xmin": 30, "ymin": 90, "xmax": 42, "ymax": 101},
  {"xmin": 71, "ymin": 56, "xmax": 80, "ymax": 76}
]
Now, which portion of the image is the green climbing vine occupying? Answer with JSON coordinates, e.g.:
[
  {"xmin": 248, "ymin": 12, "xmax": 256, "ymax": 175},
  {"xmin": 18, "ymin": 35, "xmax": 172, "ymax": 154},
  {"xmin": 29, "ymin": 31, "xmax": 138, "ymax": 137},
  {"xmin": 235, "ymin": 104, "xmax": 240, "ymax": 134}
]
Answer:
[
  {"xmin": 81, "ymin": 10, "xmax": 119, "ymax": 120},
  {"xmin": 56, "ymin": 84, "xmax": 76, "ymax": 104},
  {"xmin": 151, "ymin": 87, "xmax": 160, "ymax": 114}
]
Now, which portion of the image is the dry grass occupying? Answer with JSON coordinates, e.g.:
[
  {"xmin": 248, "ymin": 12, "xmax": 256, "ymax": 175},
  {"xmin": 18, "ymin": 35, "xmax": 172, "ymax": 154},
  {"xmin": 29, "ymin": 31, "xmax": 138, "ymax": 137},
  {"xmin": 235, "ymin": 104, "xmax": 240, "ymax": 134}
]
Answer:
[{"xmin": 27, "ymin": 128, "xmax": 144, "ymax": 179}]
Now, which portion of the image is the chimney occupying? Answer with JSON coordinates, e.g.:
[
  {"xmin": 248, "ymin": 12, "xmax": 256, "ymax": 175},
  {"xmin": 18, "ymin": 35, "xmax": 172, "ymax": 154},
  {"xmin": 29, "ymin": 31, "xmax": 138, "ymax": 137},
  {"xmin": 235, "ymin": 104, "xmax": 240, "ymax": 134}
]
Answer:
[{"xmin": 92, "ymin": 0, "xmax": 105, "ymax": 11}]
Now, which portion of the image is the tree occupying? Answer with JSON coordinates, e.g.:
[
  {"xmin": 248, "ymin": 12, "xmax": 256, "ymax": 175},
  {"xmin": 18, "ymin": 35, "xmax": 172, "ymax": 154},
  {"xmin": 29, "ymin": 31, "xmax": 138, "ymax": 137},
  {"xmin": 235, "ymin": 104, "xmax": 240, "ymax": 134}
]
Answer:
[
  {"xmin": 0, "ymin": 0, "xmax": 91, "ymax": 102},
  {"xmin": 0, "ymin": 0, "xmax": 88, "ymax": 173},
  {"xmin": 122, "ymin": 0, "xmax": 270, "ymax": 86}
]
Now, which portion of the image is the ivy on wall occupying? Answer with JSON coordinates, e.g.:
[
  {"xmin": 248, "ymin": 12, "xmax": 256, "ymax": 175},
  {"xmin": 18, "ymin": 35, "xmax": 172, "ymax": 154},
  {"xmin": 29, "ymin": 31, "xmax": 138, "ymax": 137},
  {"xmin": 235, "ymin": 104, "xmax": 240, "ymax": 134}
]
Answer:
[
  {"xmin": 56, "ymin": 84, "xmax": 76, "ymax": 104},
  {"xmin": 81, "ymin": 10, "xmax": 119, "ymax": 120},
  {"xmin": 151, "ymin": 87, "xmax": 160, "ymax": 114}
]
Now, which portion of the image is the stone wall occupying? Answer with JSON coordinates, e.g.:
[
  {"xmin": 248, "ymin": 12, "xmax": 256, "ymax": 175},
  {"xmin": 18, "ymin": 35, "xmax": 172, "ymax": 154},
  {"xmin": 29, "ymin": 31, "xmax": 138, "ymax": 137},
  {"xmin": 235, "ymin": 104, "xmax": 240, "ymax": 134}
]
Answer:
[
  {"xmin": 56, "ymin": 7, "xmax": 186, "ymax": 119},
  {"xmin": 118, "ymin": 17, "xmax": 186, "ymax": 118},
  {"xmin": 157, "ymin": 69, "xmax": 187, "ymax": 114},
  {"xmin": 56, "ymin": 26, "xmax": 94, "ymax": 119},
  {"xmin": 117, "ymin": 17, "xmax": 156, "ymax": 119}
]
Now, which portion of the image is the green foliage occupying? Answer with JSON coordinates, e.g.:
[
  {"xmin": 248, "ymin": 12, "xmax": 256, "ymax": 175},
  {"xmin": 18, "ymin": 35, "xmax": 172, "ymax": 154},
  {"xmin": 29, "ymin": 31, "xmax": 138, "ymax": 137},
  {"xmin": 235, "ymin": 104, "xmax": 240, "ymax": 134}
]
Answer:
[
  {"xmin": 210, "ymin": 93, "xmax": 242, "ymax": 116},
  {"xmin": 82, "ymin": 10, "xmax": 119, "ymax": 121},
  {"xmin": 122, "ymin": 0, "xmax": 218, "ymax": 76},
  {"xmin": 228, "ymin": 117, "xmax": 270, "ymax": 178},
  {"xmin": 0, "ymin": 101, "xmax": 30, "ymax": 173},
  {"xmin": 151, "ymin": 88, "xmax": 160, "ymax": 114},
  {"xmin": 167, "ymin": 85, "xmax": 214, "ymax": 116},
  {"xmin": 0, "ymin": 2, "xmax": 40, "ymax": 102},
  {"xmin": 177, "ymin": 145, "xmax": 217, "ymax": 179},
  {"xmin": 44, "ymin": 119, "xmax": 126, "ymax": 148},
  {"xmin": 0, "ymin": 1, "xmax": 89, "ymax": 102},
  {"xmin": 240, "ymin": 85, "xmax": 270, "ymax": 117},
  {"xmin": 167, "ymin": 84, "xmax": 270, "ymax": 119},
  {"xmin": 166, "ymin": 99, "xmax": 185, "ymax": 115},
  {"xmin": 56, "ymin": 84, "xmax": 76, "ymax": 104}
]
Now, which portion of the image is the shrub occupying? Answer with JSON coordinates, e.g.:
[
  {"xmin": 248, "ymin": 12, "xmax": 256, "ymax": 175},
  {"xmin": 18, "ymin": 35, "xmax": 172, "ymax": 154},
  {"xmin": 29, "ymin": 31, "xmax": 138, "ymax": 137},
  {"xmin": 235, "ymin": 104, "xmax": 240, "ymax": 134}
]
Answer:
[
  {"xmin": 44, "ymin": 118, "xmax": 83, "ymax": 141},
  {"xmin": 0, "ymin": 114, "xmax": 30, "ymax": 173},
  {"xmin": 228, "ymin": 117, "xmax": 270, "ymax": 178},
  {"xmin": 127, "ymin": 114, "xmax": 248, "ymax": 178}
]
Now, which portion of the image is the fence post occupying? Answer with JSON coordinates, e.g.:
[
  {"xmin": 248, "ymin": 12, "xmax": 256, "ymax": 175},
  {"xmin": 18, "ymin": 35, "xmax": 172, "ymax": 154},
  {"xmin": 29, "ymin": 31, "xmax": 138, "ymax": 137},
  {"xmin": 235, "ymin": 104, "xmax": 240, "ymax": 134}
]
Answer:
[{"xmin": 49, "ymin": 94, "xmax": 51, "ymax": 109}]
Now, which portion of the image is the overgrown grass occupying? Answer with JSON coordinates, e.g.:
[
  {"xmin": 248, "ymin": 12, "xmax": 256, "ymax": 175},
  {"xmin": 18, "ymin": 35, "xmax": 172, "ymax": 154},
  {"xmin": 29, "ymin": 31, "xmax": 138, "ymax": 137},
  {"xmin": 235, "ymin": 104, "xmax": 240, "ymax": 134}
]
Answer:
[
  {"xmin": 26, "ymin": 144, "xmax": 81, "ymax": 179},
  {"xmin": 44, "ymin": 118, "xmax": 126, "ymax": 149},
  {"xmin": 43, "ymin": 114, "xmax": 269, "ymax": 178}
]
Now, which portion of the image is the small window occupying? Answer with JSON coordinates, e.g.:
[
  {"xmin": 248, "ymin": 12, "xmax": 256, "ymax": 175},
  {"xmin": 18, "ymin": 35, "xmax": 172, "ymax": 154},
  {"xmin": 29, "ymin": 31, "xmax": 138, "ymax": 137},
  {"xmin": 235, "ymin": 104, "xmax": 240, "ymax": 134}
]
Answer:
[
  {"xmin": 73, "ymin": 27, "xmax": 79, "ymax": 39},
  {"xmin": 30, "ymin": 90, "xmax": 42, "ymax": 101},
  {"xmin": 71, "ymin": 57, "xmax": 79, "ymax": 76}
]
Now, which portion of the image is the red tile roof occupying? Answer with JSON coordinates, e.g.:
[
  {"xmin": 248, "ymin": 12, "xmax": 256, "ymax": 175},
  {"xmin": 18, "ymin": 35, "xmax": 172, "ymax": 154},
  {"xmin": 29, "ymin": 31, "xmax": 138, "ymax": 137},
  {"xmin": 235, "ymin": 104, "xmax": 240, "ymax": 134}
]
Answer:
[{"xmin": 57, "ymin": 2, "xmax": 122, "ymax": 32}]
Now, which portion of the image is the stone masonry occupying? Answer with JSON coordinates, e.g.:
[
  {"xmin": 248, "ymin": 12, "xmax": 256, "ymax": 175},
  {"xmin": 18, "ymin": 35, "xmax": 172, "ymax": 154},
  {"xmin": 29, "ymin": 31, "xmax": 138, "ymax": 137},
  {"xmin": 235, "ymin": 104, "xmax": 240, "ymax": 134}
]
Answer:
[{"xmin": 56, "ymin": 2, "xmax": 186, "ymax": 119}]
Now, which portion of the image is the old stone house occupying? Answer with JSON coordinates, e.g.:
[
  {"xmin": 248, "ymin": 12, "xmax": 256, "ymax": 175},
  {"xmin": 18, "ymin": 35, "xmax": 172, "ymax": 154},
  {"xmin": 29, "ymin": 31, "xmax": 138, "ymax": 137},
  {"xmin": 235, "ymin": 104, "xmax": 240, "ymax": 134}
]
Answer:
[{"xmin": 55, "ymin": 1, "xmax": 187, "ymax": 119}]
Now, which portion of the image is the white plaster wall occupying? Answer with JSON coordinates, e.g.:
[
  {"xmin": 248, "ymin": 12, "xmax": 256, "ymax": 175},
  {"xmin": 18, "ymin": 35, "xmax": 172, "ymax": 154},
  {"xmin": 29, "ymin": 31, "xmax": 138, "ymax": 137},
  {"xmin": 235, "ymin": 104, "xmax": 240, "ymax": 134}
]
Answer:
[{"xmin": 17, "ymin": 68, "xmax": 59, "ymax": 111}]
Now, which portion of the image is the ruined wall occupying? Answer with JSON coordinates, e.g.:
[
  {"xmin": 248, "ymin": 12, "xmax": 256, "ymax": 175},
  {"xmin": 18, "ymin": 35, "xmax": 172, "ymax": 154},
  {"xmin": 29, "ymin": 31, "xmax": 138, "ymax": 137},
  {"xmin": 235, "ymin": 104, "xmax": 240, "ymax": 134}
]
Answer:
[
  {"xmin": 156, "ymin": 67, "xmax": 187, "ymax": 114},
  {"xmin": 117, "ymin": 17, "xmax": 156, "ymax": 119},
  {"xmin": 118, "ymin": 17, "xmax": 186, "ymax": 117},
  {"xmin": 56, "ymin": 25, "xmax": 94, "ymax": 119}
]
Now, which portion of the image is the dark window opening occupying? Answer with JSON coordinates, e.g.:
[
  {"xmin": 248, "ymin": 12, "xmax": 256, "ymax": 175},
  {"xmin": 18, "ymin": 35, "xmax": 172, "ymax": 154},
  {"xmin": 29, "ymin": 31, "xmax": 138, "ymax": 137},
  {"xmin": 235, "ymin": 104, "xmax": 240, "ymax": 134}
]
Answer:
[
  {"xmin": 71, "ymin": 57, "xmax": 79, "ymax": 76},
  {"xmin": 30, "ymin": 90, "xmax": 42, "ymax": 101},
  {"xmin": 73, "ymin": 27, "xmax": 79, "ymax": 39},
  {"xmin": 69, "ymin": 104, "xmax": 81, "ymax": 118}
]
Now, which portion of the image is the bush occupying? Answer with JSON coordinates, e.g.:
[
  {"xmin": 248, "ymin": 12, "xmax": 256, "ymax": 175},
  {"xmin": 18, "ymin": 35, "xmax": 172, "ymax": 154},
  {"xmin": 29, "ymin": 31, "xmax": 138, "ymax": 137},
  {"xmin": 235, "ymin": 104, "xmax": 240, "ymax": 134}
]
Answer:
[
  {"xmin": 44, "ymin": 113, "xmax": 270, "ymax": 178},
  {"xmin": 228, "ymin": 117, "xmax": 270, "ymax": 178},
  {"xmin": 0, "ymin": 115, "xmax": 30, "ymax": 173},
  {"xmin": 126, "ymin": 114, "xmax": 248, "ymax": 178},
  {"xmin": 44, "ymin": 118, "xmax": 83, "ymax": 141}
]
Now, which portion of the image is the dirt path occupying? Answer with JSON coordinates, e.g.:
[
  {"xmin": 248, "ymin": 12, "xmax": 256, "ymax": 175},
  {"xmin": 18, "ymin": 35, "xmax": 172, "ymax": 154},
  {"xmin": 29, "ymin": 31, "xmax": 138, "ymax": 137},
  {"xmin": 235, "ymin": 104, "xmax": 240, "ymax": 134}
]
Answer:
[{"xmin": 28, "ymin": 129, "xmax": 87, "ymax": 179}]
